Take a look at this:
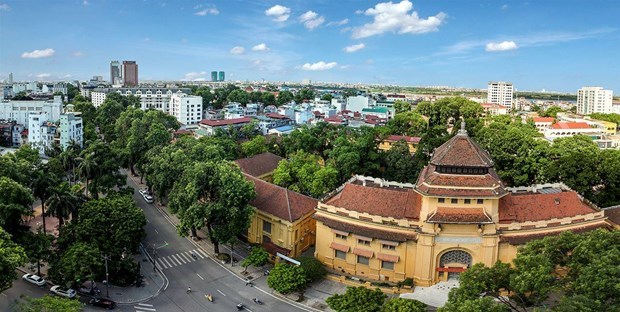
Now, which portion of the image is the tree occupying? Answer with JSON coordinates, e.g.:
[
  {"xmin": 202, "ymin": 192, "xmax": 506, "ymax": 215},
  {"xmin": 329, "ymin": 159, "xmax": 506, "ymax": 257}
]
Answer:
[
  {"xmin": 593, "ymin": 149, "xmax": 620, "ymax": 207},
  {"xmin": 296, "ymin": 256, "xmax": 326, "ymax": 283},
  {"xmin": 320, "ymin": 93, "xmax": 333, "ymax": 102},
  {"xmin": 381, "ymin": 298, "xmax": 426, "ymax": 312},
  {"xmin": 241, "ymin": 135, "xmax": 268, "ymax": 157},
  {"xmin": 440, "ymin": 297, "xmax": 509, "ymax": 312},
  {"xmin": 0, "ymin": 176, "xmax": 34, "ymax": 235},
  {"xmin": 385, "ymin": 111, "xmax": 427, "ymax": 136},
  {"xmin": 227, "ymin": 89, "xmax": 250, "ymax": 104},
  {"xmin": 393, "ymin": 100, "xmax": 411, "ymax": 114},
  {"xmin": 294, "ymin": 88, "xmax": 315, "ymax": 103},
  {"xmin": 545, "ymin": 135, "xmax": 600, "ymax": 199},
  {"xmin": 13, "ymin": 295, "xmax": 84, "ymax": 312},
  {"xmin": 19, "ymin": 230, "xmax": 53, "ymax": 277},
  {"xmin": 382, "ymin": 140, "xmax": 419, "ymax": 183},
  {"xmin": 48, "ymin": 242, "xmax": 102, "ymax": 288},
  {"xmin": 267, "ymin": 263, "xmax": 307, "ymax": 294},
  {"xmin": 539, "ymin": 106, "xmax": 564, "ymax": 118},
  {"xmin": 46, "ymin": 182, "xmax": 79, "ymax": 229},
  {"xmin": 31, "ymin": 166, "xmax": 58, "ymax": 234},
  {"xmin": 241, "ymin": 246, "xmax": 269, "ymax": 273},
  {"xmin": 193, "ymin": 86, "xmax": 215, "ymax": 109},
  {"xmin": 326, "ymin": 286, "xmax": 387, "ymax": 312},
  {"xmin": 0, "ymin": 227, "xmax": 27, "ymax": 292},
  {"xmin": 277, "ymin": 91, "xmax": 294, "ymax": 106},
  {"xmin": 95, "ymin": 98, "xmax": 124, "ymax": 141},
  {"xmin": 261, "ymin": 92, "xmax": 276, "ymax": 106},
  {"xmin": 273, "ymin": 151, "xmax": 339, "ymax": 198},
  {"xmin": 168, "ymin": 161, "xmax": 256, "ymax": 254}
]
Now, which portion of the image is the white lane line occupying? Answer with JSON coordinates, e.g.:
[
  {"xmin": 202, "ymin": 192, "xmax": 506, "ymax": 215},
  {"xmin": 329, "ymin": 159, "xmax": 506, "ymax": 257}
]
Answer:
[
  {"xmin": 216, "ymin": 289, "xmax": 226, "ymax": 296},
  {"xmin": 1, "ymin": 293, "xmax": 7, "ymax": 297},
  {"xmin": 171, "ymin": 254, "xmax": 186, "ymax": 264},
  {"xmin": 179, "ymin": 252, "xmax": 193, "ymax": 262},
  {"xmin": 134, "ymin": 307, "xmax": 156, "ymax": 311},
  {"xmin": 154, "ymin": 228, "xmax": 159, "ymax": 234},
  {"xmin": 161, "ymin": 256, "xmax": 173, "ymax": 268},
  {"xmin": 196, "ymin": 248, "xmax": 209, "ymax": 258},
  {"xmin": 185, "ymin": 251, "xmax": 198, "ymax": 261},
  {"xmin": 191, "ymin": 249, "xmax": 204, "ymax": 259},
  {"xmin": 196, "ymin": 273, "xmax": 204, "ymax": 280},
  {"xmin": 177, "ymin": 252, "xmax": 191, "ymax": 263},
  {"xmin": 138, "ymin": 303, "xmax": 153, "ymax": 307},
  {"xmin": 156, "ymin": 259, "xmax": 167, "ymax": 269}
]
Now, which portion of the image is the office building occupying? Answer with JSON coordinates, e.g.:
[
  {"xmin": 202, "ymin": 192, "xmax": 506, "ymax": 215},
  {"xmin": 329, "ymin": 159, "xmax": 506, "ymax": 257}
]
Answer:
[
  {"xmin": 218, "ymin": 71, "xmax": 225, "ymax": 82},
  {"xmin": 123, "ymin": 61, "xmax": 138, "ymax": 87},
  {"xmin": 487, "ymin": 81, "xmax": 513, "ymax": 108},
  {"xmin": 211, "ymin": 71, "xmax": 218, "ymax": 82},
  {"xmin": 90, "ymin": 87, "xmax": 190, "ymax": 110},
  {"xmin": 110, "ymin": 61, "xmax": 122, "ymax": 85},
  {"xmin": 577, "ymin": 87, "xmax": 613, "ymax": 115},
  {"xmin": 0, "ymin": 96, "xmax": 62, "ymax": 126},
  {"xmin": 170, "ymin": 94, "xmax": 203, "ymax": 125},
  {"xmin": 8, "ymin": 73, "xmax": 13, "ymax": 84},
  {"xmin": 59, "ymin": 113, "xmax": 83, "ymax": 149}
]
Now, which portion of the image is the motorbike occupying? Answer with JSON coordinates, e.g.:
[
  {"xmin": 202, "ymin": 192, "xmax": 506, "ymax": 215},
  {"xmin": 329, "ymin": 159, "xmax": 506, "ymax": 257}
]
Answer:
[
  {"xmin": 252, "ymin": 298, "xmax": 264, "ymax": 305},
  {"xmin": 236, "ymin": 303, "xmax": 244, "ymax": 310},
  {"xmin": 205, "ymin": 294, "xmax": 213, "ymax": 302}
]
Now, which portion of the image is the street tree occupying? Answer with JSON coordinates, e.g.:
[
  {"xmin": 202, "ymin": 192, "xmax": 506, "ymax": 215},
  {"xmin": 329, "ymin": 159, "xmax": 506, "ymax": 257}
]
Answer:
[
  {"xmin": 296, "ymin": 256, "xmax": 326, "ymax": 283},
  {"xmin": 0, "ymin": 227, "xmax": 27, "ymax": 292},
  {"xmin": 31, "ymin": 166, "xmax": 59, "ymax": 234},
  {"xmin": 266, "ymin": 263, "xmax": 307, "ymax": 295},
  {"xmin": 241, "ymin": 246, "xmax": 269, "ymax": 273},
  {"xmin": 0, "ymin": 176, "xmax": 34, "ymax": 235},
  {"xmin": 440, "ymin": 297, "xmax": 509, "ymax": 312},
  {"xmin": 19, "ymin": 230, "xmax": 53, "ymax": 277},
  {"xmin": 381, "ymin": 298, "xmax": 427, "ymax": 312},
  {"xmin": 48, "ymin": 242, "xmax": 102, "ymax": 288},
  {"xmin": 95, "ymin": 98, "xmax": 124, "ymax": 141},
  {"xmin": 46, "ymin": 182, "xmax": 80, "ymax": 229},
  {"xmin": 13, "ymin": 295, "xmax": 84, "ymax": 312},
  {"xmin": 326, "ymin": 286, "xmax": 387, "ymax": 312}
]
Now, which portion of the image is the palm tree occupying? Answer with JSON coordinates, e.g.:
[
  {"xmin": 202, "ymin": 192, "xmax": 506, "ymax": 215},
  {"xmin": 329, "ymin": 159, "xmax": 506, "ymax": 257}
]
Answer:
[
  {"xmin": 31, "ymin": 166, "xmax": 57, "ymax": 234},
  {"xmin": 77, "ymin": 153, "xmax": 96, "ymax": 198},
  {"xmin": 45, "ymin": 182, "xmax": 78, "ymax": 229}
]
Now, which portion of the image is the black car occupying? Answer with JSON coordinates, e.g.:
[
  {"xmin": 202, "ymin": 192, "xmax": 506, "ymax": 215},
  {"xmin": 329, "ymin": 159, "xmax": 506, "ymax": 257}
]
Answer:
[{"xmin": 89, "ymin": 298, "xmax": 117, "ymax": 310}]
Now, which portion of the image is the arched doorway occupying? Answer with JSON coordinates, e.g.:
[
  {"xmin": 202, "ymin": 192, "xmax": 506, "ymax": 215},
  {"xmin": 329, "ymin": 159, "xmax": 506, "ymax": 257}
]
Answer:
[{"xmin": 437, "ymin": 250, "xmax": 472, "ymax": 281}]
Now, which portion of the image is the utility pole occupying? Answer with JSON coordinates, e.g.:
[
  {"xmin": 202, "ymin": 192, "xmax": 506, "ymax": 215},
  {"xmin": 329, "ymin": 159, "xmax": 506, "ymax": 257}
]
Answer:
[
  {"xmin": 152, "ymin": 243, "xmax": 158, "ymax": 273},
  {"xmin": 102, "ymin": 254, "xmax": 110, "ymax": 298}
]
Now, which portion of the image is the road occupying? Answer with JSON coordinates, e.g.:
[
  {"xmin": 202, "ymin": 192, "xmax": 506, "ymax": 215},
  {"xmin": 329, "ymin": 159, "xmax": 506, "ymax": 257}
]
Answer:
[{"xmin": 128, "ymin": 175, "xmax": 309, "ymax": 312}]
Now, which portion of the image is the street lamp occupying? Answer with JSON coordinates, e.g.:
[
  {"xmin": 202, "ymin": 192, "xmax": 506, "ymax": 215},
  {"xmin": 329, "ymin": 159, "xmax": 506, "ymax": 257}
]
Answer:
[{"xmin": 102, "ymin": 254, "xmax": 110, "ymax": 298}]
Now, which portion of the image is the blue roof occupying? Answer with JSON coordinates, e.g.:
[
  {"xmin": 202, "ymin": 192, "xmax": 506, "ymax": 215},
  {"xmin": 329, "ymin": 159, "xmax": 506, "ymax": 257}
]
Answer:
[{"xmin": 273, "ymin": 125, "xmax": 295, "ymax": 132}]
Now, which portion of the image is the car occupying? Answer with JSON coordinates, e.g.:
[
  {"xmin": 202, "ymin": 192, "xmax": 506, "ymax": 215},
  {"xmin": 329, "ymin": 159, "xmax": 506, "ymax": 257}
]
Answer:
[
  {"xmin": 142, "ymin": 193, "xmax": 154, "ymax": 204},
  {"xmin": 50, "ymin": 285, "xmax": 77, "ymax": 299},
  {"xmin": 138, "ymin": 189, "xmax": 149, "ymax": 196},
  {"xmin": 89, "ymin": 298, "xmax": 116, "ymax": 310},
  {"xmin": 22, "ymin": 273, "xmax": 46, "ymax": 287}
]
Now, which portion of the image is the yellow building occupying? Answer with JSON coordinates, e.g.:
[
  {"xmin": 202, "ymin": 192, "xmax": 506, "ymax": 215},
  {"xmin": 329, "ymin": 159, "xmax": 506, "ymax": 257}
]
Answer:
[
  {"xmin": 378, "ymin": 135, "xmax": 421, "ymax": 154},
  {"xmin": 244, "ymin": 173, "xmax": 318, "ymax": 259},
  {"xmin": 314, "ymin": 123, "xmax": 612, "ymax": 286}
]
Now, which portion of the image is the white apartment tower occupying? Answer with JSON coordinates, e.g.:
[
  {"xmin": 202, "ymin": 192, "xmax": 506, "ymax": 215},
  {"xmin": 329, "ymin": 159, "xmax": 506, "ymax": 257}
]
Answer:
[
  {"xmin": 170, "ymin": 94, "xmax": 203, "ymax": 125},
  {"xmin": 487, "ymin": 81, "xmax": 514, "ymax": 108},
  {"xmin": 577, "ymin": 87, "xmax": 613, "ymax": 115},
  {"xmin": 60, "ymin": 113, "xmax": 83, "ymax": 149},
  {"xmin": 28, "ymin": 112, "xmax": 57, "ymax": 154}
]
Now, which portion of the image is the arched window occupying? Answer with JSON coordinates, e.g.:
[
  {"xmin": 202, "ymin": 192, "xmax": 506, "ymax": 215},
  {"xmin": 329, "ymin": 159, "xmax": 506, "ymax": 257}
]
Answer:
[{"xmin": 439, "ymin": 250, "xmax": 472, "ymax": 267}]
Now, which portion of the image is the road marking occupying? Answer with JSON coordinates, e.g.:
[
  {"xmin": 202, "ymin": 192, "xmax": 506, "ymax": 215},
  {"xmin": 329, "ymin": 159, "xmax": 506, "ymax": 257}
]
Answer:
[
  {"xmin": 178, "ymin": 252, "xmax": 192, "ymax": 262},
  {"xmin": 161, "ymin": 257, "xmax": 173, "ymax": 268},
  {"xmin": 156, "ymin": 259, "xmax": 168, "ymax": 269},
  {"xmin": 1, "ymin": 293, "xmax": 7, "ymax": 297},
  {"xmin": 216, "ymin": 289, "xmax": 226, "ymax": 296},
  {"xmin": 165, "ymin": 255, "xmax": 178, "ymax": 266},
  {"xmin": 154, "ymin": 228, "xmax": 159, "ymax": 234},
  {"xmin": 171, "ymin": 254, "xmax": 185, "ymax": 264},
  {"xmin": 196, "ymin": 273, "xmax": 204, "ymax": 280},
  {"xmin": 195, "ymin": 249, "xmax": 209, "ymax": 258},
  {"xmin": 191, "ymin": 249, "xmax": 204, "ymax": 259},
  {"xmin": 134, "ymin": 306, "xmax": 156, "ymax": 312},
  {"xmin": 138, "ymin": 303, "xmax": 153, "ymax": 307}
]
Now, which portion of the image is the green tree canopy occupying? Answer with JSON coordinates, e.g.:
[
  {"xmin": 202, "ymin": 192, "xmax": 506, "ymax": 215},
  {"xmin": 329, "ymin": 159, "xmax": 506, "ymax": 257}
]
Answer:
[
  {"xmin": 241, "ymin": 135, "xmax": 268, "ymax": 157},
  {"xmin": 296, "ymin": 256, "xmax": 327, "ymax": 283},
  {"xmin": 241, "ymin": 246, "xmax": 269, "ymax": 273},
  {"xmin": 0, "ymin": 176, "xmax": 33, "ymax": 235},
  {"xmin": 382, "ymin": 140, "xmax": 419, "ymax": 183},
  {"xmin": 266, "ymin": 263, "xmax": 308, "ymax": 294},
  {"xmin": 13, "ymin": 295, "xmax": 84, "ymax": 312},
  {"xmin": 277, "ymin": 91, "xmax": 294, "ymax": 106},
  {"xmin": 227, "ymin": 89, "xmax": 250, "ymax": 104},
  {"xmin": 381, "ymin": 298, "xmax": 426, "ymax": 312},
  {"xmin": 0, "ymin": 227, "xmax": 27, "ymax": 292},
  {"xmin": 273, "ymin": 150, "xmax": 339, "ymax": 198},
  {"xmin": 393, "ymin": 100, "xmax": 411, "ymax": 114},
  {"xmin": 326, "ymin": 286, "xmax": 387, "ymax": 312}
]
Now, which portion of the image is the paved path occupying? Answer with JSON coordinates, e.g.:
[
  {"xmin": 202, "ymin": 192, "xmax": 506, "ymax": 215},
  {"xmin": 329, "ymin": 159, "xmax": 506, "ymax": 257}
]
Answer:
[{"xmin": 399, "ymin": 281, "xmax": 459, "ymax": 308}]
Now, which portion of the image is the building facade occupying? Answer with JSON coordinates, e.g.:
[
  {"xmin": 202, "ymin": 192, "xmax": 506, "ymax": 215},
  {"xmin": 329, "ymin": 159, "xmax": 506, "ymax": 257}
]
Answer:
[
  {"xmin": 487, "ymin": 82, "xmax": 513, "ymax": 108},
  {"xmin": 28, "ymin": 112, "xmax": 57, "ymax": 154},
  {"xmin": 218, "ymin": 71, "xmax": 225, "ymax": 82},
  {"xmin": 123, "ymin": 61, "xmax": 139, "ymax": 87},
  {"xmin": 110, "ymin": 61, "xmax": 122, "ymax": 85},
  {"xmin": 577, "ymin": 87, "xmax": 613, "ymax": 115},
  {"xmin": 59, "ymin": 113, "xmax": 83, "ymax": 149},
  {"xmin": 0, "ymin": 96, "xmax": 62, "ymax": 127},
  {"xmin": 170, "ymin": 94, "xmax": 203, "ymax": 125},
  {"xmin": 211, "ymin": 71, "xmax": 218, "ymax": 82},
  {"xmin": 314, "ymin": 123, "xmax": 610, "ymax": 286}
]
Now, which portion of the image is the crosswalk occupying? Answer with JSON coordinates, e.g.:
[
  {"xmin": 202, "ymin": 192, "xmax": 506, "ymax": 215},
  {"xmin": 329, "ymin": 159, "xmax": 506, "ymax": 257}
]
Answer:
[
  {"xmin": 155, "ymin": 249, "xmax": 209, "ymax": 270},
  {"xmin": 134, "ymin": 303, "xmax": 156, "ymax": 312}
]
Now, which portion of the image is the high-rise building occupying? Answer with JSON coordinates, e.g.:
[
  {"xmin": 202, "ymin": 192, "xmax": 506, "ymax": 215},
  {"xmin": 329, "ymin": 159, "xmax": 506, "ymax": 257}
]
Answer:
[
  {"xmin": 211, "ymin": 71, "xmax": 218, "ymax": 82},
  {"xmin": 8, "ymin": 73, "xmax": 13, "ymax": 84},
  {"xmin": 110, "ymin": 61, "xmax": 122, "ymax": 85},
  {"xmin": 577, "ymin": 87, "xmax": 613, "ymax": 115},
  {"xmin": 122, "ymin": 61, "xmax": 138, "ymax": 87},
  {"xmin": 487, "ymin": 81, "xmax": 513, "ymax": 108},
  {"xmin": 60, "ymin": 113, "xmax": 83, "ymax": 149},
  {"xmin": 218, "ymin": 71, "xmax": 225, "ymax": 82}
]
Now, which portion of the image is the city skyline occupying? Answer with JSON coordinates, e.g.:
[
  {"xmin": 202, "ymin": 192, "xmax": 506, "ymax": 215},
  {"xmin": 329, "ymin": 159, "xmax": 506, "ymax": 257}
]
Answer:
[{"xmin": 0, "ymin": 0, "xmax": 619, "ymax": 92}]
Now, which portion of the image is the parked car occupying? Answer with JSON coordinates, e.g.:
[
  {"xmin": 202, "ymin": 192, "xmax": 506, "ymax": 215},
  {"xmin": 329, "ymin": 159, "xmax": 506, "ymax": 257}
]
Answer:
[
  {"xmin": 142, "ymin": 193, "xmax": 154, "ymax": 204},
  {"xmin": 22, "ymin": 273, "xmax": 46, "ymax": 287},
  {"xmin": 138, "ymin": 189, "xmax": 149, "ymax": 196},
  {"xmin": 89, "ymin": 298, "xmax": 116, "ymax": 310},
  {"xmin": 50, "ymin": 285, "xmax": 76, "ymax": 299}
]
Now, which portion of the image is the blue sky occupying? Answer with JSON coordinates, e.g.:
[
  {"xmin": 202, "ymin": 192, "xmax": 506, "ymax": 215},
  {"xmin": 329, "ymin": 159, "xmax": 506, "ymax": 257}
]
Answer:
[{"xmin": 0, "ymin": 0, "xmax": 618, "ymax": 92}]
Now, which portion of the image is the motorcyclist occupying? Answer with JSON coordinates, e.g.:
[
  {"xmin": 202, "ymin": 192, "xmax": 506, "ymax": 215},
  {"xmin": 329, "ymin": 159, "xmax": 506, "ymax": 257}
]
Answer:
[{"xmin": 186, "ymin": 286, "xmax": 191, "ymax": 293}]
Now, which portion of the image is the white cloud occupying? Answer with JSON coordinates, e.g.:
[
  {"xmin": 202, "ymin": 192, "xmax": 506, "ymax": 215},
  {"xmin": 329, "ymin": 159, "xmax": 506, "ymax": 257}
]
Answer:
[
  {"xmin": 183, "ymin": 71, "xmax": 207, "ymax": 81},
  {"xmin": 36, "ymin": 73, "xmax": 51, "ymax": 78},
  {"xmin": 265, "ymin": 5, "xmax": 290, "ymax": 22},
  {"xmin": 195, "ymin": 7, "xmax": 219, "ymax": 16},
  {"xmin": 501, "ymin": 4, "xmax": 508, "ymax": 10},
  {"xmin": 300, "ymin": 61, "xmax": 338, "ymax": 71},
  {"xmin": 355, "ymin": 9, "xmax": 363, "ymax": 14},
  {"xmin": 340, "ymin": 65, "xmax": 350, "ymax": 69},
  {"xmin": 299, "ymin": 11, "xmax": 325, "ymax": 30},
  {"xmin": 21, "ymin": 48, "xmax": 55, "ymax": 59},
  {"xmin": 485, "ymin": 41, "xmax": 518, "ymax": 51},
  {"xmin": 327, "ymin": 19, "xmax": 349, "ymax": 26},
  {"xmin": 230, "ymin": 46, "xmax": 245, "ymax": 55},
  {"xmin": 83, "ymin": 0, "xmax": 88, "ymax": 6},
  {"xmin": 72, "ymin": 51, "xmax": 84, "ymax": 57},
  {"xmin": 344, "ymin": 43, "xmax": 365, "ymax": 53},
  {"xmin": 0, "ymin": 3, "xmax": 10, "ymax": 11},
  {"xmin": 252, "ymin": 43, "xmax": 269, "ymax": 52},
  {"xmin": 352, "ymin": 0, "xmax": 446, "ymax": 39},
  {"xmin": 63, "ymin": 74, "xmax": 73, "ymax": 78},
  {"xmin": 144, "ymin": 37, "xmax": 151, "ymax": 42}
]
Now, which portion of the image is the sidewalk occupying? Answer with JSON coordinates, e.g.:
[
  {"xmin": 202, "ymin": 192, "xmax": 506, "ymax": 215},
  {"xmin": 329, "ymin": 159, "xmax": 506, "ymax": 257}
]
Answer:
[{"xmin": 128, "ymin": 173, "xmax": 346, "ymax": 311}]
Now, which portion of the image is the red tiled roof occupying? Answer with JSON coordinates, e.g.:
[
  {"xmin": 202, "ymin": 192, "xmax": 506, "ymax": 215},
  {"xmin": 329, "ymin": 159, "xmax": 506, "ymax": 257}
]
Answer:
[
  {"xmin": 235, "ymin": 152, "xmax": 283, "ymax": 178},
  {"xmin": 174, "ymin": 129, "xmax": 193, "ymax": 135},
  {"xmin": 481, "ymin": 103, "xmax": 503, "ymax": 108},
  {"xmin": 314, "ymin": 214, "xmax": 417, "ymax": 242},
  {"xmin": 500, "ymin": 223, "xmax": 610, "ymax": 245},
  {"xmin": 532, "ymin": 117, "xmax": 555, "ymax": 123},
  {"xmin": 325, "ymin": 181, "xmax": 421, "ymax": 220},
  {"xmin": 199, "ymin": 117, "xmax": 251, "ymax": 126},
  {"xmin": 499, "ymin": 191, "xmax": 599, "ymax": 223},
  {"xmin": 386, "ymin": 135, "xmax": 421, "ymax": 144},
  {"xmin": 604, "ymin": 207, "xmax": 620, "ymax": 226},
  {"xmin": 324, "ymin": 116, "xmax": 344, "ymax": 124},
  {"xmin": 427, "ymin": 207, "xmax": 492, "ymax": 224},
  {"xmin": 415, "ymin": 165, "xmax": 506, "ymax": 197},
  {"xmin": 263, "ymin": 241, "xmax": 290, "ymax": 256},
  {"xmin": 352, "ymin": 248, "xmax": 373, "ymax": 258},
  {"xmin": 550, "ymin": 122, "xmax": 591, "ymax": 130},
  {"xmin": 265, "ymin": 113, "xmax": 289, "ymax": 120},
  {"xmin": 430, "ymin": 132, "xmax": 494, "ymax": 167},
  {"xmin": 329, "ymin": 242, "xmax": 350, "ymax": 252},
  {"xmin": 377, "ymin": 253, "xmax": 399, "ymax": 262},
  {"xmin": 313, "ymin": 111, "xmax": 322, "ymax": 116},
  {"xmin": 243, "ymin": 173, "xmax": 317, "ymax": 222}
]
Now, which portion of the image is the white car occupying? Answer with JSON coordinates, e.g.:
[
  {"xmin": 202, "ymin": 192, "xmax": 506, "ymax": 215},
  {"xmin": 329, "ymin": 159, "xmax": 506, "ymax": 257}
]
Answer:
[
  {"xmin": 50, "ymin": 285, "xmax": 77, "ymax": 299},
  {"xmin": 22, "ymin": 273, "xmax": 46, "ymax": 287},
  {"xmin": 138, "ymin": 189, "xmax": 149, "ymax": 196},
  {"xmin": 143, "ymin": 193, "xmax": 154, "ymax": 204}
]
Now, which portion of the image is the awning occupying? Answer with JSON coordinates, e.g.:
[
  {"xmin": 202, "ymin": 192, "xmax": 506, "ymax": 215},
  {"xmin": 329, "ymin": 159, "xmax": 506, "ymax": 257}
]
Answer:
[
  {"xmin": 352, "ymin": 248, "xmax": 373, "ymax": 258},
  {"xmin": 377, "ymin": 253, "xmax": 399, "ymax": 263},
  {"xmin": 331, "ymin": 229, "xmax": 349, "ymax": 236},
  {"xmin": 329, "ymin": 242, "xmax": 350, "ymax": 253},
  {"xmin": 353, "ymin": 234, "xmax": 372, "ymax": 242},
  {"xmin": 379, "ymin": 240, "xmax": 399, "ymax": 247}
]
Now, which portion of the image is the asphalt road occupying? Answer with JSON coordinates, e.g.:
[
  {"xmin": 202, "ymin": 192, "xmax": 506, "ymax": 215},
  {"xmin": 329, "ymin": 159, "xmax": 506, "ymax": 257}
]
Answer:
[{"xmin": 128, "ymin": 175, "xmax": 309, "ymax": 312}]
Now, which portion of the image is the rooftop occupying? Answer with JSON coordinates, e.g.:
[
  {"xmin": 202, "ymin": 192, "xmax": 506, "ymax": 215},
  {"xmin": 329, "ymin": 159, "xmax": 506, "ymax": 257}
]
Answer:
[
  {"xmin": 385, "ymin": 135, "xmax": 421, "ymax": 144},
  {"xmin": 550, "ymin": 122, "xmax": 592, "ymax": 130},
  {"xmin": 199, "ymin": 117, "xmax": 251, "ymax": 127},
  {"xmin": 532, "ymin": 117, "xmax": 555, "ymax": 123},
  {"xmin": 498, "ymin": 188, "xmax": 598, "ymax": 223},
  {"xmin": 430, "ymin": 123, "xmax": 494, "ymax": 168},
  {"xmin": 235, "ymin": 152, "xmax": 284, "ymax": 178}
]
